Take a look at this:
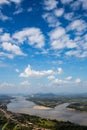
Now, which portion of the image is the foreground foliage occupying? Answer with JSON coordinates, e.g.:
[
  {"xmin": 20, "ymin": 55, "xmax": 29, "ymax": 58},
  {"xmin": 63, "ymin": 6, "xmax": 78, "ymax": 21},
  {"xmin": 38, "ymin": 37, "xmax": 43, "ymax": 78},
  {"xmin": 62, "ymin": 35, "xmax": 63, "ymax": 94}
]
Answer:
[{"xmin": 0, "ymin": 111, "xmax": 87, "ymax": 130}]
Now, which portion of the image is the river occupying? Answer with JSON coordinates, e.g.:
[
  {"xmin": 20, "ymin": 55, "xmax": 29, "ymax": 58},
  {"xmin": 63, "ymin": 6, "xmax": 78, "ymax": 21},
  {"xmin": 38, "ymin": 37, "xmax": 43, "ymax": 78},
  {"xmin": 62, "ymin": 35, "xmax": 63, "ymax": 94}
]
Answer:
[{"xmin": 7, "ymin": 96, "xmax": 87, "ymax": 126}]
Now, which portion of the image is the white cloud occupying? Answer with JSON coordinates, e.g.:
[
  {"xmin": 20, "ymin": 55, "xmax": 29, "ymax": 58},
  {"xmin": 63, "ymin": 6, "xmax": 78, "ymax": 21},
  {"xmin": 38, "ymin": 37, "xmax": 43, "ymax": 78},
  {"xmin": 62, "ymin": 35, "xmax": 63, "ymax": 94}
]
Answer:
[
  {"xmin": 67, "ymin": 19, "xmax": 87, "ymax": 35},
  {"xmin": 57, "ymin": 67, "xmax": 63, "ymax": 74},
  {"xmin": 64, "ymin": 12, "xmax": 74, "ymax": 21},
  {"xmin": 52, "ymin": 78, "xmax": 63, "ymax": 84},
  {"xmin": 10, "ymin": 0, "xmax": 22, "ymax": 4},
  {"xmin": 0, "ymin": 28, "xmax": 3, "ymax": 33},
  {"xmin": 61, "ymin": 0, "xmax": 73, "ymax": 4},
  {"xmin": 0, "ymin": 0, "xmax": 9, "ymax": 5},
  {"xmin": 49, "ymin": 27, "xmax": 77, "ymax": 50},
  {"xmin": 65, "ymin": 50, "xmax": 87, "ymax": 58},
  {"xmin": 42, "ymin": 13, "xmax": 60, "ymax": 28},
  {"xmin": 0, "ymin": 82, "xmax": 15, "ymax": 88},
  {"xmin": 64, "ymin": 33, "xmax": 87, "ymax": 58},
  {"xmin": 0, "ymin": 52, "xmax": 14, "ymax": 59},
  {"xmin": 49, "ymin": 27, "xmax": 65, "ymax": 40},
  {"xmin": 75, "ymin": 78, "xmax": 81, "ymax": 83},
  {"xmin": 21, "ymin": 80, "xmax": 30, "ymax": 86},
  {"xmin": 48, "ymin": 75, "xmax": 55, "ymax": 80},
  {"xmin": 1, "ymin": 42, "xmax": 25, "ymax": 56},
  {"xmin": 54, "ymin": 8, "xmax": 64, "ymax": 17},
  {"xmin": 51, "ymin": 77, "xmax": 81, "ymax": 85},
  {"xmin": 65, "ymin": 76, "xmax": 72, "ymax": 80},
  {"xmin": 20, "ymin": 65, "xmax": 63, "ymax": 78},
  {"xmin": 71, "ymin": 0, "xmax": 87, "ymax": 10},
  {"xmin": 13, "ymin": 8, "xmax": 23, "ymax": 15},
  {"xmin": 0, "ymin": 0, "xmax": 22, "ymax": 5},
  {"xmin": 20, "ymin": 65, "xmax": 54, "ymax": 78},
  {"xmin": 0, "ymin": 33, "xmax": 11, "ymax": 42},
  {"xmin": 70, "ymin": 1, "xmax": 81, "ymax": 10},
  {"xmin": 79, "ymin": 0, "xmax": 87, "ymax": 9},
  {"xmin": 0, "ymin": 11, "xmax": 11, "ymax": 21},
  {"xmin": 44, "ymin": 0, "xmax": 58, "ymax": 10},
  {"xmin": 16, "ymin": 68, "xmax": 19, "ymax": 72},
  {"xmin": 13, "ymin": 27, "xmax": 45, "ymax": 48},
  {"xmin": 65, "ymin": 50, "xmax": 80, "ymax": 57}
]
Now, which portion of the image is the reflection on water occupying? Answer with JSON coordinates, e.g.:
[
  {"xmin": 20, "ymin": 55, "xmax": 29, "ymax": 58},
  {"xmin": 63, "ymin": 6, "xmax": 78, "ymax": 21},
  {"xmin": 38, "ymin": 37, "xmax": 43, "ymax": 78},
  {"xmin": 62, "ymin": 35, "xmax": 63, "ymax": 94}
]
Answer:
[{"xmin": 7, "ymin": 96, "xmax": 87, "ymax": 126}]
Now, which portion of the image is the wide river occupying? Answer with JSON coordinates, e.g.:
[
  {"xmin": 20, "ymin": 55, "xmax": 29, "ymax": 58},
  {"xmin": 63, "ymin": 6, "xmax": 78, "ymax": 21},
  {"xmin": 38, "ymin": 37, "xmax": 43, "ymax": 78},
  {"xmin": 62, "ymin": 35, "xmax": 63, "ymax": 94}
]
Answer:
[{"xmin": 7, "ymin": 96, "xmax": 87, "ymax": 126}]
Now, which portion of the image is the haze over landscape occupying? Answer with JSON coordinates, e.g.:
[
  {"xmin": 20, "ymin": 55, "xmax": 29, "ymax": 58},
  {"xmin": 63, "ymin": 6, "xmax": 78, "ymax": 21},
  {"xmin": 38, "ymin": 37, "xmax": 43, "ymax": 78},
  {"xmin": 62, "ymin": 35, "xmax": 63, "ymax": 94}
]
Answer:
[{"xmin": 0, "ymin": 0, "xmax": 87, "ymax": 94}]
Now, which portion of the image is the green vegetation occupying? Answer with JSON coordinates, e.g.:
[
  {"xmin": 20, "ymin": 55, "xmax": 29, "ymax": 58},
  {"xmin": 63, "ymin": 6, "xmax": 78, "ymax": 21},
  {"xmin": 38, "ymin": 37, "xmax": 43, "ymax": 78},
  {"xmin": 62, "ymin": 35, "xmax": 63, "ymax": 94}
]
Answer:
[
  {"xmin": 27, "ymin": 94, "xmax": 69, "ymax": 108},
  {"xmin": 67, "ymin": 102, "xmax": 87, "ymax": 112},
  {"xmin": 0, "ymin": 95, "xmax": 13, "ymax": 110},
  {"xmin": 0, "ymin": 111, "xmax": 87, "ymax": 130},
  {"xmin": 1, "ymin": 94, "xmax": 87, "ymax": 129},
  {"xmin": 27, "ymin": 94, "xmax": 87, "ymax": 111}
]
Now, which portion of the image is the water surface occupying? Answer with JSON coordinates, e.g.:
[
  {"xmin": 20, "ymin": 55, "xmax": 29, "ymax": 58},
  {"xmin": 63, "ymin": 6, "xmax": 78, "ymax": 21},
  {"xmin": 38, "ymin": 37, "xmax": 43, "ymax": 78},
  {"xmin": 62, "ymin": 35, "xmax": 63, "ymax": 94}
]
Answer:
[{"xmin": 7, "ymin": 96, "xmax": 87, "ymax": 126}]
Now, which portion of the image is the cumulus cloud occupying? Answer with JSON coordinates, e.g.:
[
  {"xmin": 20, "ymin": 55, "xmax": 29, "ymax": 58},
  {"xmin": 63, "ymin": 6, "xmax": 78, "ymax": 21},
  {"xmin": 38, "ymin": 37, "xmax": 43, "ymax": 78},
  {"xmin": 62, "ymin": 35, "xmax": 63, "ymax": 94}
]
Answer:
[
  {"xmin": 51, "ymin": 77, "xmax": 82, "ymax": 86},
  {"xmin": 71, "ymin": 0, "xmax": 87, "ymax": 10},
  {"xmin": 43, "ymin": 0, "xmax": 58, "ymax": 11},
  {"xmin": 61, "ymin": 0, "xmax": 73, "ymax": 4},
  {"xmin": 49, "ymin": 27, "xmax": 65, "ymax": 40},
  {"xmin": 65, "ymin": 34, "xmax": 87, "ymax": 58},
  {"xmin": 0, "ymin": 33, "xmax": 11, "ymax": 42},
  {"xmin": 49, "ymin": 27, "xmax": 77, "ymax": 50},
  {"xmin": 0, "ymin": 52, "xmax": 14, "ymax": 59},
  {"xmin": 64, "ymin": 12, "xmax": 74, "ymax": 21},
  {"xmin": 19, "ymin": 65, "xmax": 64, "ymax": 78},
  {"xmin": 0, "ymin": 0, "xmax": 22, "ymax": 5},
  {"xmin": 54, "ymin": 8, "xmax": 64, "ymax": 17},
  {"xmin": 67, "ymin": 19, "xmax": 87, "ymax": 35},
  {"xmin": 70, "ymin": 1, "xmax": 81, "ymax": 10},
  {"xmin": 42, "ymin": 13, "xmax": 60, "ymax": 27},
  {"xmin": 79, "ymin": 0, "xmax": 87, "ymax": 9},
  {"xmin": 20, "ymin": 65, "xmax": 54, "ymax": 78},
  {"xmin": 0, "ymin": 0, "xmax": 9, "ymax": 5},
  {"xmin": 13, "ymin": 27, "xmax": 45, "ymax": 48},
  {"xmin": 42, "ymin": 0, "xmax": 87, "ymax": 59},
  {"xmin": 52, "ymin": 78, "xmax": 63, "ymax": 84},
  {"xmin": 0, "ymin": 27, "xmax": 45, "ymax": 59},
  {"xmin": 1, "ymin": 42, "xmax": 25, "ymax": 56}
]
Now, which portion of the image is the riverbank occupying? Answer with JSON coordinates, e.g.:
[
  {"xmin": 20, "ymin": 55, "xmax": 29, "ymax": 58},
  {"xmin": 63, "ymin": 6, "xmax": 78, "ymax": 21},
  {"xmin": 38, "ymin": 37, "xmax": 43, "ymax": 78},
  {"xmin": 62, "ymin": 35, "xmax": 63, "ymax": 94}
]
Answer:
[
  {"xmin": 33, "ymin": 105, "xmax": 52, "ymax": 110},
  {"xmin": 67, "ymin": 103, "xmax": 87, "ymax": 112},
  {"xmin": 7, "ymin": 96, "xmax": 87, "ymax": 126},
  {"xmin": 1, "ymin": 108, "xmax": 87, "ymax": 130}
]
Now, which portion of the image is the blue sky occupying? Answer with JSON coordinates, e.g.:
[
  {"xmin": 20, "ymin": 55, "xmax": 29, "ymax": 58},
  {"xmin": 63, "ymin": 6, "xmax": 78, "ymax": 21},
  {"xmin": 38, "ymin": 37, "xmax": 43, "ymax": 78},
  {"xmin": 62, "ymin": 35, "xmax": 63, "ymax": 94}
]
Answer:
[{"xmin": 0, "ymin": 0, "xmax": 87, "ymax": 94}]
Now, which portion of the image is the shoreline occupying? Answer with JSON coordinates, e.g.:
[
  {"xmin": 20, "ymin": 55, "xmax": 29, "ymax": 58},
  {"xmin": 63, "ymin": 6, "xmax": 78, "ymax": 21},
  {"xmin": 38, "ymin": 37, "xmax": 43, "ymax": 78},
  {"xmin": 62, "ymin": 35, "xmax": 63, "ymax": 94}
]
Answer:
[
  {"xmin": 67, "ymin": 107, "xmax": 75, "ymax": 111},
  {"xmin": 33, "ymin": 105, "xmax": 52, "ymax": 110}
]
